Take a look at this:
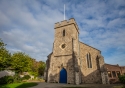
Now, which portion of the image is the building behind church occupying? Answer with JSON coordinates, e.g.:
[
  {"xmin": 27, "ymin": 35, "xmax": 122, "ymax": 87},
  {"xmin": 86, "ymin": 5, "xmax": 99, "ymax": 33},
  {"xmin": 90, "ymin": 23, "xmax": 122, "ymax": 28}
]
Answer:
[
  {"xmin": 44, "ymin": 18, "xmax": 109, "ymax": 84},
  {"xmin": 104, "ymin": 64, "xmax": 125, "ymax": 84}
]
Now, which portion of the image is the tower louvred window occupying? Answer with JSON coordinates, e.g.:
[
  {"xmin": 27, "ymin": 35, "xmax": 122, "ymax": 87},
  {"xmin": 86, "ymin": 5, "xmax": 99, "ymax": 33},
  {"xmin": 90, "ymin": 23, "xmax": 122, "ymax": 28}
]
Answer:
[{"xmin": 63, "ymin": 30, "xmax": 65, "ymax": 36}]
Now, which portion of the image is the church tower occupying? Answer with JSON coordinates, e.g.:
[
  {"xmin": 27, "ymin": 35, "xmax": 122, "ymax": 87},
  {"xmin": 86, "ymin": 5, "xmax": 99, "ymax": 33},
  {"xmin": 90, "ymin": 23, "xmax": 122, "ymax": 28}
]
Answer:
[
  {"xmin": 46, "ymin": 18, "xmax": 81, "ymax": 84},
  {"xmin": 53, "ymin": 18, "xmax": 79, "ymax": 57}
]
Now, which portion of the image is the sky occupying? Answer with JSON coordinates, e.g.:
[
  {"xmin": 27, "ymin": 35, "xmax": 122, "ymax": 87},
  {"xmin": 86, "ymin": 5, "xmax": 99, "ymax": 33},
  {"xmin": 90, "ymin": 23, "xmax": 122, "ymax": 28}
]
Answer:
[{"xmin": 0, "ymin": 0, "xmax": 125, "ymax": 66}]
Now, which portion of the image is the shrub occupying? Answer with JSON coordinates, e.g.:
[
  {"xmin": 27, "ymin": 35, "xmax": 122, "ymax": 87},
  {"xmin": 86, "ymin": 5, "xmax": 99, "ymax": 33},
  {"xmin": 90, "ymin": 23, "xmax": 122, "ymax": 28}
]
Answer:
[
  {"xmin": 22, "ymin": 75, "xmax": 31, "ymax": 80},
  {"xmin": 119, "ymin": 75, "xmax": 125, "ymax": 84},
  {"xmin": 0, "ymin": 76, "xmax": 14, "ymax": 85},
  {"xmin": 29, "ymin": 71, "xmax": 38, "ymax": 77},
  {"xmin": 13, "ymin": 74, "xmax": 22, "ymax": 83}
]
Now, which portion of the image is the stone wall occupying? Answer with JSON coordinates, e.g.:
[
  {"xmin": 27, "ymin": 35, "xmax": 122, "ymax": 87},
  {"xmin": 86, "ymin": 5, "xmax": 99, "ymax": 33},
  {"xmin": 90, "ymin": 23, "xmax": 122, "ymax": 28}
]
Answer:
[
  {"xmin": 0, "ymin": 70, "xmax": 15, "ymax": 78},
  {"xmin": 54, "ymin": 18, "xmax": 79, "ymax": 33},
  {"xmin": 47, "ymin": 54, "xmax": 75, "ymax": 84},
  {"xmin": 53, "ymin": 20, "xmax": 79, "ymax": 56},
  {"xmin": 79, "ymin": 42, "xmax": 103, "ymax": 83}
]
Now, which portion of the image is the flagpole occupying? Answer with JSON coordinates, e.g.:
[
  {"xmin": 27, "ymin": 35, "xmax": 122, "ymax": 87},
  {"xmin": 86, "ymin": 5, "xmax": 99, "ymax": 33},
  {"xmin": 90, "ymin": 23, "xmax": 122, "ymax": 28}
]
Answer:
[{"xmin": 64, "ymin": 4, "xmax": 65, "ymax": 20}]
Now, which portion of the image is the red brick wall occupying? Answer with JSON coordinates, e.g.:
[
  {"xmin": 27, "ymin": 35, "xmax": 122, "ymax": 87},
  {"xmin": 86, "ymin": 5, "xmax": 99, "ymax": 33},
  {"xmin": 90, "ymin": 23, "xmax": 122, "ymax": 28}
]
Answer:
[{"xmin": 104, "ymin": 64, "xmax": 125, "ymax": 84}]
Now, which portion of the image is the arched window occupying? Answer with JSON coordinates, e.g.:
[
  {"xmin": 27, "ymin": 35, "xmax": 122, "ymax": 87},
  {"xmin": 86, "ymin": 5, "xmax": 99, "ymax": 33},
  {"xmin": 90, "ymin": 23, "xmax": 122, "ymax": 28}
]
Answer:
[
  {"xmin": 96, "ymin": 56, "xmax": 100, "ymax": 70},
  {"xmin": 86, "ymin": 53, "xmax": 92, "ymax": 68},
  {"xmin": 63, "ymin": 30, "xmax": 65, "ymax": 36}
]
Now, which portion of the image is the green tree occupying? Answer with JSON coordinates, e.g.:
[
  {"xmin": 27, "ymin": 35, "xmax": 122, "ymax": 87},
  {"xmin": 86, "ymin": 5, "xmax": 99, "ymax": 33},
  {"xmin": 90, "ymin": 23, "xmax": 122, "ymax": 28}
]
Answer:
[
  {"xmin": 29, "ymin": 58, "xmax": 39, "ymax": 77},
  {"xmin": 11, "ymin": 52, "xmax": 32, "ymax": 73},
  {"xmin": 119, "ymin": 74, "xmax": 125, "ymax": 84},
  {"xmin": 0, "ymin": 38, "xmax": 11, "ymax": 70},
  {"xmin": 38, "ymin": 61, "xmax": 45, "ymax": 76},
  {"xmin": 30, "ymin": 59, "xmax": 39, "ymax": 72}
]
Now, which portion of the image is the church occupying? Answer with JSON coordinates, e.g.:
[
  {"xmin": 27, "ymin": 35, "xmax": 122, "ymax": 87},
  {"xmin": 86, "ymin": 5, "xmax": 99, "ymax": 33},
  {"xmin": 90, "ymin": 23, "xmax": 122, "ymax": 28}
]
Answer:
[{"xmin": 44, "ymin": 18, "xmax": 109, "ymax": 84}]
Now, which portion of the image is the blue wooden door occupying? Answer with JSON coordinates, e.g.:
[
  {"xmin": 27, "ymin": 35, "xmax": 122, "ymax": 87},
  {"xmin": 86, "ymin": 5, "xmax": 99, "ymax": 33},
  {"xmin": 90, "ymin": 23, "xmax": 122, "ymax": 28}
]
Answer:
[{"xmin": 59, "ymin": 68, "xmax": 67, "ymax": 83}]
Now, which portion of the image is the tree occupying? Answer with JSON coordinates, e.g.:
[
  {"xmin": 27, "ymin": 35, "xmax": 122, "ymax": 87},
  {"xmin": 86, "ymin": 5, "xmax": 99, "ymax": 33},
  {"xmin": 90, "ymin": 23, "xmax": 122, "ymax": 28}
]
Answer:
[
  {"xmin": 38, "ymin": 61, "xmax": 45, "ymax": 76},
  {"xmin": 0, "ymin": 38, "xmax": 11, "ymax": 70},
  {"xmin": 30, "ymin": 58, "xmax": 39, "ymax": 72},
  {"xmin": 119, "ymin": 74, "xmax": 125, "ymax": 84},
  {"xmin": 11, "ymin": 52, "xmax": 32, "ymax": 73},
  {"xmin": 29, "ymin": 58, "xmax": 39, "ymax": 77}
]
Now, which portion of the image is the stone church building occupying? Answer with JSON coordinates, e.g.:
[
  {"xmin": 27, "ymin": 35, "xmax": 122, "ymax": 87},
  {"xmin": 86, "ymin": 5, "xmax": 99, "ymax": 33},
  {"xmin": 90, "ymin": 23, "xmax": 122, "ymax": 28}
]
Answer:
[{"xmin": 44, "ymin": 18, "xmax": 109, "ymax": 84}]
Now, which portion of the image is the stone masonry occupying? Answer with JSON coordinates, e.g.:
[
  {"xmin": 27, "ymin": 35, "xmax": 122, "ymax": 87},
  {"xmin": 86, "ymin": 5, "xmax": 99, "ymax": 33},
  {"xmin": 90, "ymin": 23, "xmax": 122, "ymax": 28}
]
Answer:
[{"xmin": 44, "ymin": 18, "xmax": 109, "ymax": 84}]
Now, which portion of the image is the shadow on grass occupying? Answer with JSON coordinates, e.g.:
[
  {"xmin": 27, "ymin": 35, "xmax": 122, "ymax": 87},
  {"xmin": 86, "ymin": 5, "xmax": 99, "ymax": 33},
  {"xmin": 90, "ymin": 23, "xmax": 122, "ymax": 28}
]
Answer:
[
  {"xmin": 0, "ymin": 82, "xmax": 38, "ymax": 88},
  {"xmin": 0, "ymin": 84, "xmax": 11, "ymax": 88},
  {"xmin": 16, "ymin": 82, "xmax": 38, "ymax": 88},
  {"xmin": 0, "ymin": 86, "xmax": 9, "ymax": 88}
]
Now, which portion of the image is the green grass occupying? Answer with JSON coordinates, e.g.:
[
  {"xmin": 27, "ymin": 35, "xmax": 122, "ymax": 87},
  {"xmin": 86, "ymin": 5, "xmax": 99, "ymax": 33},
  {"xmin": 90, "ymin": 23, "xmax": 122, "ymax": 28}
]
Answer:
[{"xmin": 0, "ymin": 82, "xmax": 38, "ymax": 88}]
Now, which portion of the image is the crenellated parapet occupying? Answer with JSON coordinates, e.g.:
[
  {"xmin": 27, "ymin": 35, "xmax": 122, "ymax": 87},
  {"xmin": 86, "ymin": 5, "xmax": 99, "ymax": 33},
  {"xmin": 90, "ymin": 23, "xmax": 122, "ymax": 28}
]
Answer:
[{"xmin": 54, "ymin": 18, "xmax": 79, "ymax": 33}]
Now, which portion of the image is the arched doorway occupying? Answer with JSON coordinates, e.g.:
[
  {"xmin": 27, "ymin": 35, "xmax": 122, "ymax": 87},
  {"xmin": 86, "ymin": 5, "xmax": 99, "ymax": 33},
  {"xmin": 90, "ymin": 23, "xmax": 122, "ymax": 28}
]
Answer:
[{"xmin": 59, "ymin": 68, "xmax": 67, "ymax": 83}]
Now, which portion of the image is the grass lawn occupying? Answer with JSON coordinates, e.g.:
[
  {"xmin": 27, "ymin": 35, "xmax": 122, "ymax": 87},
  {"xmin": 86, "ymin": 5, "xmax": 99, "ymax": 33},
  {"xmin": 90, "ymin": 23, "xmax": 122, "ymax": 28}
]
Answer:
[{"xmin": 0, "ymin": 82, "xmax": 38, "ymax": 88}]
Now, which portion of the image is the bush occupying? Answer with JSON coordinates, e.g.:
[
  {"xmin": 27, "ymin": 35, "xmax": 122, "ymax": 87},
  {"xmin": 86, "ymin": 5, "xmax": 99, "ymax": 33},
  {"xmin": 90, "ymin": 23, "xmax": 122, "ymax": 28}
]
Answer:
[
  {"xmin": 22, "ymin": 75, "xmax": 31, "ymax": 80},
  {"xmin": 119, "ymin": 75, "xmax": 125, "ymax": 84},
  {"xmin": 29, "ymin": 71, "xmax": 38, "ymax": 77},
  {"xmin": 0, "ymin": 76, "xmax": 14, "ymax": 85},
  {"xmin": 13, "ymin": 74, "xmax": 22, "ymax": 83}
]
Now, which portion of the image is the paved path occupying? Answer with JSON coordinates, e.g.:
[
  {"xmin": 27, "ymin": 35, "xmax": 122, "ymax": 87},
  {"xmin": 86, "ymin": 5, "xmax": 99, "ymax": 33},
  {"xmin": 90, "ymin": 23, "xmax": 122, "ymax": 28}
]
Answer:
[{"xmin": 30, "ymin": 82, "xmax": 122, "ymax": 88}]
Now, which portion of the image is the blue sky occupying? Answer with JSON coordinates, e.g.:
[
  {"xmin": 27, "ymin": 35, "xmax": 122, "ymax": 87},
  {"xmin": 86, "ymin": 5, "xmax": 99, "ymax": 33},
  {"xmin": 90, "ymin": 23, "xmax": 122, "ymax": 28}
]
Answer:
[{"xmin": 0, "ymin": 0, "xmax": 125, "ymax": 66}]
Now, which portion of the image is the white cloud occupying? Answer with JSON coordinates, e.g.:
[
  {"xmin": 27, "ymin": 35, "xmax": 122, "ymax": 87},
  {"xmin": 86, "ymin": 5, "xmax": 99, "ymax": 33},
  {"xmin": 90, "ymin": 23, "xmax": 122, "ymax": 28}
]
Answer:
[{"xmin": 0, "ymin": 0, "xmax": 125, "ymax": 65}]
